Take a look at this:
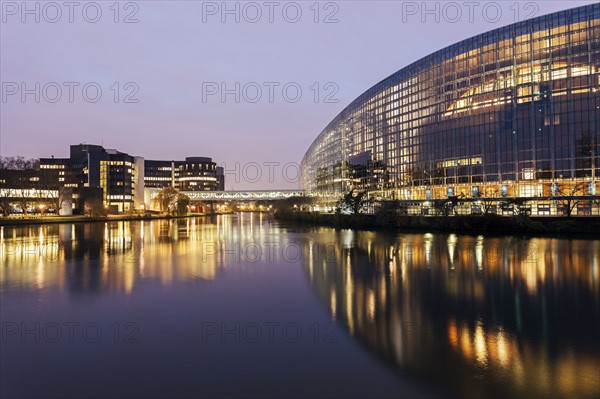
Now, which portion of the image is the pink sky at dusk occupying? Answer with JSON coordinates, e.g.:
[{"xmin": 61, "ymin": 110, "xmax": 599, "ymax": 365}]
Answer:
[{"xmin": 1, "ymin": 0, "xmax": 594, "ymax": 189}]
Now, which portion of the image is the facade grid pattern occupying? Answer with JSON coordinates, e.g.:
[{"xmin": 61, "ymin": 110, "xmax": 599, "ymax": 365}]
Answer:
[{"xmin": 301, "ymin": 5, "xmax": 600, "ymax": 207}]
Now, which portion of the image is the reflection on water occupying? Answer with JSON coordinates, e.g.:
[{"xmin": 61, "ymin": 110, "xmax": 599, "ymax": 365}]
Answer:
[
  {"xmin": 300, "ymin": 229, "xmax": 600, "ymax": 398},
  {"xmin": 0, "ymin": 213, "xmax": 289, "ymax": 294},
  {"xmin": 1, "ymin": 216, "xmax": 599, "ymax": 398}
]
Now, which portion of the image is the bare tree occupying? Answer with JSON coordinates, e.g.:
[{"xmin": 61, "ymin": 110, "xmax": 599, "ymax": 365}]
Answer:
[
  {"xmin": 480, "ymin": 188, "xmax": 500, "ymax": 215},
  {"xmin": 55, "ymin": 186, "xmax": 72, "ymax": 215},
  {"xmin": 15, "ymin": 188, "xmax": 30, "ymax": 215},
  {"xmin": 35, "ymin": 180, "xmax": 71, "ymax": 215},
  {"xmin": 553, "ymin": 182, "xmax": 588, "ymax": 217},
  {"xmin": 336, "ymin": 190, "xmax": 372, "ymax": 215},
  {"xmin": 432, "ymin": 198, "xmax": 457, "ymax": 216},
  {"xmin": 174, "ymin": 193, "xmax": 190, "ymax": 216},
  {"xmin": 432, "ymin": 193, "xmax": 464, "ymax": 216},
  {"xmin": 501, "ymin": 197, "xmax": 530, "ymax": 216},
  {"xmin": 0, "ymin": 156, "xmax": 38, "ymax": 170},
  {"xmin": 156, "ymin": 187, "xmax": 179, "ymax": 214},
  {"xmin": 33, "ymin": 188, "xmax": 50, "ymax": 215},
  {"xmin": 0, "ymin": 188, "xmax": 13, "ymax": 216},
  {"xmin": 295, "ymin": 193, "xmax": 316, "ymax": 212},
  {"xmin": 155, "ymin": 187, "xmax": 191, "ymax": 215}
]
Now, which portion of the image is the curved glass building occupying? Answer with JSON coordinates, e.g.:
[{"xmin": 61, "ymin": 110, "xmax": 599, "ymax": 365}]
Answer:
[{"xmin": 301, "ymin": 4, "xmax": 599, "ymax": 212}]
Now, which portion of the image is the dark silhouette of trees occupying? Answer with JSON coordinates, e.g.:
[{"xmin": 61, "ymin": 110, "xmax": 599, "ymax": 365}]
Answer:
[
  {"xmin": 432, "ymin": 198, "xmax": 456, "ymax": 216},
  {"xmin": 336, "ymin": 190, "xmax": 372, "ymax": 215},
  {"xmin": 480, "ymin": 188, "xmax": 500, "ymax": 215},
  {"xmin": 174, "ymin": 193, "xmax": 190, "ymax": 216},
  {"xmin": 553, "ymin": 182, "xmax": 588, "ymax": 217},
  {"xmin": 156, "ymin": 187, "xmax": 178, "ymax": 213},
  {"xmin": 155, "ymin": 187, "xmax": 190, "ymax": 215}
]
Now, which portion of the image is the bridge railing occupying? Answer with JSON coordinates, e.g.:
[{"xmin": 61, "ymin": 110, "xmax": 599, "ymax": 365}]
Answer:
[{"xmin": 144, "ymin": 188, "xmax": 333, "ymax": 201}]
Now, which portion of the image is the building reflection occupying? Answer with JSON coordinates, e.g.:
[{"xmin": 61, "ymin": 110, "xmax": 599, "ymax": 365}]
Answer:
[
  {"xmin": 2, "ymin": 218, "xmax": 599, "ymax": 397},
  {"xmin": 0, "ymin": 213, "xmax": 290, "ymax": 295},
  {"xmin": 301, "ymin": 229, "xmax": 600, "ymax": 398}
]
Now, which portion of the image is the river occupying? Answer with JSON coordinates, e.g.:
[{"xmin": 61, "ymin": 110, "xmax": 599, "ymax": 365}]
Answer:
[{"xmin": 1, "ymin": 214, "xmax": 598, "ymax": 398}]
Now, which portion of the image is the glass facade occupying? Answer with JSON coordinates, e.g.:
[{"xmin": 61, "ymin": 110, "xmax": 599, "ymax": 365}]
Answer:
[{"xmin": 301, "ymin": 4, "xmax": 600, "ymax": 204}]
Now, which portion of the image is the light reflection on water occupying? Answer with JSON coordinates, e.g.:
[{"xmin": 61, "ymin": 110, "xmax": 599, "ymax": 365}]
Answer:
[
  {"xmin": 0, "ymin": 213, "xmax": 290, "ymax": 293},
  {"xmin": 0, "ymin": 215, "xmax": 599, "ymax": 398},
  {"xmin": 298, "ymin": 227, "xmax": 600, "ymax": 398}
]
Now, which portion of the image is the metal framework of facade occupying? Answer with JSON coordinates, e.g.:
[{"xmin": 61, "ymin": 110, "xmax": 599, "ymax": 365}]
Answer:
[
  {"xmin": 300, "ymin": 4, "xmax": 600, "ymax": 205},
  {"xmin": 146, "ymin": 189, "xmax": 322, "ymax": 201}
]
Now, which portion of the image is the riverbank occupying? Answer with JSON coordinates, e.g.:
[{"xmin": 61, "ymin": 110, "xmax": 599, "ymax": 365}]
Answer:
[
  {"xmin": 274, "ymin": 210, "xmax": 600, "ymax": 236},
  {"xmin": 0, "ymin": 212, "xmax": 230, "ymax": 227}
]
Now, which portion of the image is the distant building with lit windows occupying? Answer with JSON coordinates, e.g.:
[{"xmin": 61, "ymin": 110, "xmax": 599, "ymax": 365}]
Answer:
[
  {"xmin": 143, "ymin": 160, "xmax": 177, "ymax": 189},
  {"xmin": 301, "ymin": 4, "xmax": 599, "ymax": 215},
  {"xmin": 36, "ymin": 145, "xmax": 223, "ymax": 213},
  {"xmin": 143, "ymin": 157, "xmax": 221, "ymax": 191},
  {"xmin": 40, "ymin": 144, "xmax": 141, "ymax": 213},
  {"xmin": 177, "ymin": 157, "xmax": 219, "ymax": 191}
]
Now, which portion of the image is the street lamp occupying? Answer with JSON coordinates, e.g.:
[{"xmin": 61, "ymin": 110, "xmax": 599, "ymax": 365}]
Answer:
[{"xmin": 38, "ymin": 204, "xmax": 46, "ymax": 217}]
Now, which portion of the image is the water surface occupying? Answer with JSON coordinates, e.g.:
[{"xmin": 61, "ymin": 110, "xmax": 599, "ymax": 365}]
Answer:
[{"xmin": 1, "ymin": 214, "xmax": 598, "ymax": 398}]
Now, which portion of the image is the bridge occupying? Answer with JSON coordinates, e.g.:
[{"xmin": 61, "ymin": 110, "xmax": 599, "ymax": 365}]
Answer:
[
  {"xmin": 181, "ymin": 189, "xmax": 308, "ymax": 201},
  {"xmin": 144, "ymin": 188, "xmax": 322, "ymax": 202},
  {"xmin": 142, "ymin": 188, "xmax": 342, "ymax": 212}
]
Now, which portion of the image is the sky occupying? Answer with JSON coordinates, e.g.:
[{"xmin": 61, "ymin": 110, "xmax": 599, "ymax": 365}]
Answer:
[{"xmin": 1, "ymin": 0, "xmax": 596, "ymax": 189}]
